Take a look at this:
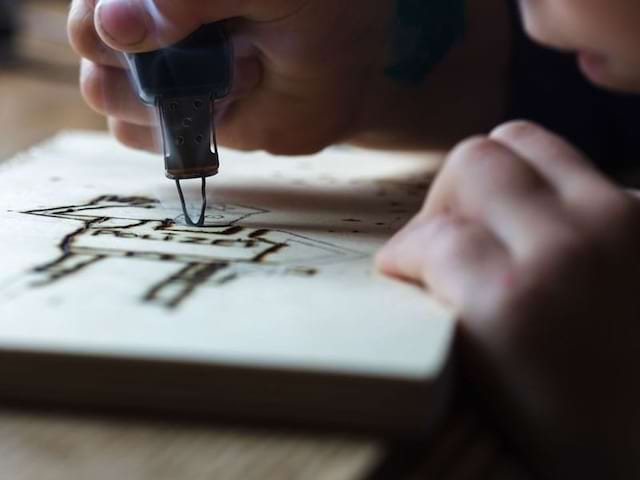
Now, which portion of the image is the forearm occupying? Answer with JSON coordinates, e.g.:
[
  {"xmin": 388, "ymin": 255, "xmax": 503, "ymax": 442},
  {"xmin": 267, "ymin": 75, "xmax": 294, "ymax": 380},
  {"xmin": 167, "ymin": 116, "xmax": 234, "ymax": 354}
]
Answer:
[{"xmin": 350, "ymin": 0, "xmax": 512, "ymax": 151}]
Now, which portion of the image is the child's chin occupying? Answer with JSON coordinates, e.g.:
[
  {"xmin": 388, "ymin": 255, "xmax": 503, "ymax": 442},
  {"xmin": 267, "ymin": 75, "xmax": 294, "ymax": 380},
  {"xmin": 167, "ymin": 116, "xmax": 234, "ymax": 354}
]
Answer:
[
  {"xmin": 577, "ymin": 51, "xmax": 608, "ymax": 81},
  {"xmin": 577, "ymin": 54, "xmax": 640, "ymax": 93}
]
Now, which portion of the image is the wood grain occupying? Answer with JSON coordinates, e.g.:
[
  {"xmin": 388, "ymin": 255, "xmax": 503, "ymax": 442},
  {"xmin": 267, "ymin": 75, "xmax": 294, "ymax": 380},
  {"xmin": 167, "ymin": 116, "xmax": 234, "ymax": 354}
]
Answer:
[{"xmin": 0, "ymin": 409, "xmax": 380, "ymax": 480}]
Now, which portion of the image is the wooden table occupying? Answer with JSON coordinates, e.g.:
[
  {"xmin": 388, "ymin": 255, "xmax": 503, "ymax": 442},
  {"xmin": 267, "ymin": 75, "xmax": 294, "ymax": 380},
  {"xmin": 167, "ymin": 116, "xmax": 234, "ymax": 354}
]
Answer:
[
  {"xmin": 0, "ymin": 3, "xmax": 532, "ymax": 479},
  {"xmin": 0, "ymin": 2, "xmax": 105, "ymax": 162}
]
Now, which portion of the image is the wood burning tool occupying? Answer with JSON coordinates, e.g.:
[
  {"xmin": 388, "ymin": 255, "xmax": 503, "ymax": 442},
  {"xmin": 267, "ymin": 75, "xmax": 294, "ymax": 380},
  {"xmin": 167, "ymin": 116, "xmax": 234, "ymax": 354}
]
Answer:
[{"xmin": 126, "ymin": 23, "xmax": 232, "ymax": 227}]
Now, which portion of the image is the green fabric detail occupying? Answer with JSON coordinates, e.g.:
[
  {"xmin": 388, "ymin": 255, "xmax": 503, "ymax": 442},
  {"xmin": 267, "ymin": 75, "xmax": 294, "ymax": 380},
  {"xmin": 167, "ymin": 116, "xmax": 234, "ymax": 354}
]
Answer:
[{"xmin": 386, "ymin": 0, "xmax": 466, "ymax": 85}]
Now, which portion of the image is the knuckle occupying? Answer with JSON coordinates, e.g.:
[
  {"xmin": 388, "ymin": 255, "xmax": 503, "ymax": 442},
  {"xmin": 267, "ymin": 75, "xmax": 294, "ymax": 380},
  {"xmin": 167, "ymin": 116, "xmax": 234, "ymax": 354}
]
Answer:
[
  {"xmin": 108, "ymin": 120, "xmax": 128, "ymax": 145},
  {"xmin": 109, "ymin": 121, "xmax": 144, "ymax": 150},
  {"xmin": 109, "ymin": 123, "xmax": 154, "ymax": 153},
  {"xmin": 491, "ymin": 120, "xmax": 544, "ymax": 143},
  {"xmin": 79, "ymin": 61, "xmax": 107, "ymax": 113},
  {"xmin": 449, "ymin": 136, "xmax": 501, "ymax": 168},
  {"xmin": 445, "ymin": 136, "xmax": 503, "ymax": 179},
  {"xmin": 447, "ymin": 136, "xmax": 543, "ymax": 194},
  {"xmin": 81, "ymin": 64, "xmax": 142, "ymax": 121},
  {"xmin": 68, "ymin": 2, "xmax": 100, "ymax": 59}
]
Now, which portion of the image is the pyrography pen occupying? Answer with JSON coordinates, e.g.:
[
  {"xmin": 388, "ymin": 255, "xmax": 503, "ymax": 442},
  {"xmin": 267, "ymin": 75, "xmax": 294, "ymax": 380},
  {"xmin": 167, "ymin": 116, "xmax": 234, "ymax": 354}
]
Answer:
[{"xmin": 126, "ymin": 23, "xmax": 232, "ymax": 227}]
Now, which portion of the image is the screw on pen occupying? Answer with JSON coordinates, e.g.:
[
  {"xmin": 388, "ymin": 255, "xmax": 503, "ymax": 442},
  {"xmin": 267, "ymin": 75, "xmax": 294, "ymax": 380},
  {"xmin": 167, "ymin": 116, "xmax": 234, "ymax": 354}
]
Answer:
[{"xmin": 158, "ymin": 94, "xmax": 221, "ymax": 227}]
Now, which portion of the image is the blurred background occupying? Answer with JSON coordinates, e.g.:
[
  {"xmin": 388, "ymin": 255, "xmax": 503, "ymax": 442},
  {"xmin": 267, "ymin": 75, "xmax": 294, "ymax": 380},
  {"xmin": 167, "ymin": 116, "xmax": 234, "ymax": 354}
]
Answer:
[{"xmin": 0, "ymin": 0, "xmax": 105, "ymax": 162}]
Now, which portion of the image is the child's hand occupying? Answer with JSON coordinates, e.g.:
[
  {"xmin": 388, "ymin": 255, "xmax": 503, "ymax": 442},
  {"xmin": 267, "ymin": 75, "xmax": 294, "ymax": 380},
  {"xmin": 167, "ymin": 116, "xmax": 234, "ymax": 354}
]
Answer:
[
  {"xmin": 377, "ymin": 121, "xmax": 640, "ymax": 478},
  {"xmin": 68, "ymin": 0, "xmax": 398, "ymax": 154},
  {"xmin": 68, "ymin": 0, "xmax": 512, "ymax": 154}
]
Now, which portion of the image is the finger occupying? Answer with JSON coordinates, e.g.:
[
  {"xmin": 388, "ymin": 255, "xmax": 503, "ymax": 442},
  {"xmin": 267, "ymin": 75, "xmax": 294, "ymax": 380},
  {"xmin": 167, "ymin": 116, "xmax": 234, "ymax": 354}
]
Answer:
[
  {"xmin": 108, "ymin": 117, "xmax": 161, "ymax": 153},
  {"xmin": 377, "ymin": 214, "xmax": 512, "ymax": 314},
  {"xmin": 94, "ymin": 0, "xmax": 304, "ymax": 52},
  {"xmin": 68, "ymin": 0, "xmax": 124, "ymax": 68},
  {"xmin": 424, "ymin": 136, "xmax": 552, "ymax": 219},
  {"xmin": 80, "ymin": 54, "xmax": 260, "ymax": 131},
  {"xmin": 423, "ymin": 137, "xmax": 572, "ymax": 259},
  {"xmin": 490, "ymin": 121, "xmax": 615, "ymax": 203},
  {"xmin": 490, "ymin": 121, "xmax": 635, "ymax": 230},
  {"xmin": 80, "ymin": 60, "xmax": 158, "ymax": 126},
  {"xmin": 228, "ymin": 53, "xmax": 263, "ymax": 97}
]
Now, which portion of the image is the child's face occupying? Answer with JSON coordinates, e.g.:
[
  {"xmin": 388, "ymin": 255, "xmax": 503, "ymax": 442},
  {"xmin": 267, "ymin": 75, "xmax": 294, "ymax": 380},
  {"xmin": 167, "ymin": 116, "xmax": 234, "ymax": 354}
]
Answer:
[{"xmin": 519, "ymin": 0, "xmax": 640, "ymax": 92}]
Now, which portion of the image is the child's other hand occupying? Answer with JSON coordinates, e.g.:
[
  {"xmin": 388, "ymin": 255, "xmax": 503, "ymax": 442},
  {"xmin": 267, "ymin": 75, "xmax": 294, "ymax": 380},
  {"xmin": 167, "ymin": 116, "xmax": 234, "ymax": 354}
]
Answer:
[
  {"xmin": 68, "ymin": 0, "xmax": 394, "ymax": 154},
  {"xmin": 377, "ymin": 121, "xmax": 640, "ymax": 478}
]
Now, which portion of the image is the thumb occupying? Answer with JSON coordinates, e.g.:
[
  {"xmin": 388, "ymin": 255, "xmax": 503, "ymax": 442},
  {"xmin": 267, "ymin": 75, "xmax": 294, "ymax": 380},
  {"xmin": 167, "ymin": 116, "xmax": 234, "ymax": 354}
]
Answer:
[{"xmin": 94, "ymin": 0, "xmax": 254, "ymax": 52}]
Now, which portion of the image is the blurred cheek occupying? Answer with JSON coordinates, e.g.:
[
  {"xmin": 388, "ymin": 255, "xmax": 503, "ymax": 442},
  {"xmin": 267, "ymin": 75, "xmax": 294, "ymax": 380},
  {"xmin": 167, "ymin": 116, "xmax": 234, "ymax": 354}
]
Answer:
[
  {"xmin": 517, "ymin": 0, "xmax": 569, "ymax": 49},
  {"xmin": 518, "ymin": 0, "xmax": 617, "ymax": 57}
]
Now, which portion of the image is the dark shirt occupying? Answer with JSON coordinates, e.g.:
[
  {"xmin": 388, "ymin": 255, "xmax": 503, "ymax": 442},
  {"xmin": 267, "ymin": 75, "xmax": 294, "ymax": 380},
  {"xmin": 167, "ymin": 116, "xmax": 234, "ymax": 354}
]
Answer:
[
  {"xmin": 0, "ymin": 1, "xmax": 17, "ymax": 62},
  {"xmin": 507, "ymin": 4, "xmax": 639, "ymax": 179}
]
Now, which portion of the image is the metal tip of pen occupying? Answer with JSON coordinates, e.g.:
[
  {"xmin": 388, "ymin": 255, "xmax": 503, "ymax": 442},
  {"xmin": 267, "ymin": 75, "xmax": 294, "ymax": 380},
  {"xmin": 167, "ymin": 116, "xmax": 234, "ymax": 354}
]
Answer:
[{"xmin": 175, "ymin": 177, "xmax": 208, "ymax": 227}]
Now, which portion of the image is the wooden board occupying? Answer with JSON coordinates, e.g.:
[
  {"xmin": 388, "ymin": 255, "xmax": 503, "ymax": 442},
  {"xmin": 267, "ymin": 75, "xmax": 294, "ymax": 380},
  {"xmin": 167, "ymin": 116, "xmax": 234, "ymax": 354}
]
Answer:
[{"xmin": 0, "ymin": 131, "xmax": 455, "ymax": 434}]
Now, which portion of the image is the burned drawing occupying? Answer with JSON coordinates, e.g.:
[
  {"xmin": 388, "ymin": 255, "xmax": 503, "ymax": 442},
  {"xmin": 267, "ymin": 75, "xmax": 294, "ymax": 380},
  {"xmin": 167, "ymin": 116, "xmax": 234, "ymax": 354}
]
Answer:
[{"xmin": 22, "ymin": 196, "xmax": 364, "ymax": 309}]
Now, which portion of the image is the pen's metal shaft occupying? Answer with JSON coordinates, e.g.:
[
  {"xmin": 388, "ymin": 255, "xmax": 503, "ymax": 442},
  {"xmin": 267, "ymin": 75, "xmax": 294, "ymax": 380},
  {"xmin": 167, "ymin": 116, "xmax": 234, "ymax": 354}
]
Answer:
[{"xmin": 175, "ymin": 177, "xmax": 208, "ymax": 227}]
